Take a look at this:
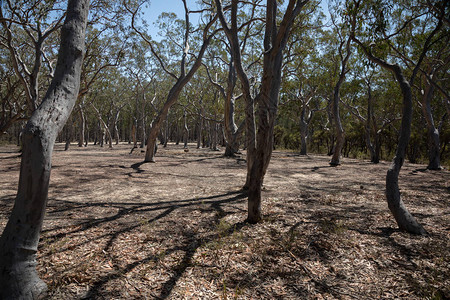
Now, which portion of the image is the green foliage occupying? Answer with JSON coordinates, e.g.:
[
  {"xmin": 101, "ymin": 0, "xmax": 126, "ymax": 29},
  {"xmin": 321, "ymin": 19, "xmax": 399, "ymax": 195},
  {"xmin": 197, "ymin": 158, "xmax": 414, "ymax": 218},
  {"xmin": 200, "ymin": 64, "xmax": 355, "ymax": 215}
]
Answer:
[{"xmin": 1, "ymin": 0, "xmax": 447, "ymax": 169}]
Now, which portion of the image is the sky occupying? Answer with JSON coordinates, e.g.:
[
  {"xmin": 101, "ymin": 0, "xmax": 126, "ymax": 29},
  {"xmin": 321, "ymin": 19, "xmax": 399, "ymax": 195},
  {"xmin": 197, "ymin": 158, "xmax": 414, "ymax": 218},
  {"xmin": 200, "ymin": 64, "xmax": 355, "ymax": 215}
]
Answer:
[
  {"xmin": 141, "ymin": 0, "xmax": 201, "ymax": 39},
  {"xmin": 141, "ymin": 0, "xmax": 330, "ymax": 39}
]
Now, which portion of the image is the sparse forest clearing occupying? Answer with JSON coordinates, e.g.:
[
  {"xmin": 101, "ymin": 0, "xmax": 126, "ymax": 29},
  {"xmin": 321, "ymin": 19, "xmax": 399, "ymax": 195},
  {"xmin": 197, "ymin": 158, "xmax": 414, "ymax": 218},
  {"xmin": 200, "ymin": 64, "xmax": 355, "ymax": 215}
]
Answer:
[{"xmin": 1, "ymin": 143, "xmax": 448, "ymax": 299}]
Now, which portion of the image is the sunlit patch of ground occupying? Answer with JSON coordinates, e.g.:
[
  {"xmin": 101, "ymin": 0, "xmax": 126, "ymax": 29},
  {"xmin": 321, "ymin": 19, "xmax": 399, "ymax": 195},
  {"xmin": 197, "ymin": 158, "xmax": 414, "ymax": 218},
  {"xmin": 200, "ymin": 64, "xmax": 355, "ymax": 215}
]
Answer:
[{"xmin": 0, "ymin": 143, "xmax": 448, "ymax": 299}]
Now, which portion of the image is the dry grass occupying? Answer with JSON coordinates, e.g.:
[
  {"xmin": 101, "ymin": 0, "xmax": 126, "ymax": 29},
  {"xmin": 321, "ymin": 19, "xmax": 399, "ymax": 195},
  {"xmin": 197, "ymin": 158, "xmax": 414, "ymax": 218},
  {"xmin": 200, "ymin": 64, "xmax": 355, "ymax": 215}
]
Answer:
[{"xmin": 0, "ymin": 142, "xmax": 449, "ymax": 299}]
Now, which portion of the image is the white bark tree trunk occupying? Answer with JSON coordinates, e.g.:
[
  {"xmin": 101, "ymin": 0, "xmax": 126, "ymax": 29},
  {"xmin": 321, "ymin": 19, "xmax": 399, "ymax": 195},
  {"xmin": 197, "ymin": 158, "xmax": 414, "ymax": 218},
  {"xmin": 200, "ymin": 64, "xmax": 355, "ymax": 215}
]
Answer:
[{"xmin": 0, "ymin": 1, "xmax": 89, "ymax": 298}]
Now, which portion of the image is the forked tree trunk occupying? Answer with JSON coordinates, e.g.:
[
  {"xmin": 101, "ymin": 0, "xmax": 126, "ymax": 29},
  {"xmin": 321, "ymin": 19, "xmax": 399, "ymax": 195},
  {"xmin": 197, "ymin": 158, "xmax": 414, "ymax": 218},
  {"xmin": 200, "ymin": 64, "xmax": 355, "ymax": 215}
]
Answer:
[
  {"xmin": 216, "ymin": 0, "xmax": 307, "ymax": 223},
  {"xmin": 246, "ymin": 0, "xmax": 307, "ymax": 223},
  {"xmin": 0, "ymin": 1, "xmax": 89, "ymax": 298},
  {"xmin": 92, "ymin": 105, "xmax": 112, "ymax": 148}
]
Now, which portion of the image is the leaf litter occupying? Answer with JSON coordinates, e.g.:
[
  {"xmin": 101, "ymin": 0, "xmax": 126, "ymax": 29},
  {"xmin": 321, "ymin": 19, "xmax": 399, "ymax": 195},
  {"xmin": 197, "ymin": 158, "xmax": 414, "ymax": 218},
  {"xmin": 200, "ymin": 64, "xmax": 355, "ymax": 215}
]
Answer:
[{"xmin": 0, "ymin": 143, "xmax": 448, "ymax": 299}]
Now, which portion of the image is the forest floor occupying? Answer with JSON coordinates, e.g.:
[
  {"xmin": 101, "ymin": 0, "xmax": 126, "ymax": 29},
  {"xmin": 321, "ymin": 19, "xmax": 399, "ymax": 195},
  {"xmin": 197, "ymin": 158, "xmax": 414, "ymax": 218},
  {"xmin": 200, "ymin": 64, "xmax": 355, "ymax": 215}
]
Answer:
[{"xmin": 0, "ymin": 142, "xmax": 449, "ymax": 300}]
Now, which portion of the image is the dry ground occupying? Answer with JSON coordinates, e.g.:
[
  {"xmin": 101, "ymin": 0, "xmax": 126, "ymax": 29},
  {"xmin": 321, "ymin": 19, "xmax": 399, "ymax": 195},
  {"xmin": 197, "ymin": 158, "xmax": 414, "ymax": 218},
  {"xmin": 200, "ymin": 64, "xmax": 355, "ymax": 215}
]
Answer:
[{"xmin": 0, "ymin": 142, "xmax": 449, "ymax": 299}]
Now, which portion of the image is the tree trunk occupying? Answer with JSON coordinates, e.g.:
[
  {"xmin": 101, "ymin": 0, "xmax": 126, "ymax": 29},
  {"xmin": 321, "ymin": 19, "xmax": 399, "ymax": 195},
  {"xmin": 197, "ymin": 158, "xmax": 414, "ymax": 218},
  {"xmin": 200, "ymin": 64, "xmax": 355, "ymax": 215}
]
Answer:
[
  {"xmin": 139, "ymin": 113, "xmax": 146, "ymax": 149},
  {"xmin": 145, "ymin": 77, "xmax": 207, "ymax": 161},
  {"xmin": 365, "ymin": 83, "xmax": 378, "ymax": 163},
  {"xmin": 196, "ymin": 117, "xmax": 202, "ymax": 149},
  {"xmin": 330, "ymin": 36, "xmax": 352, "ymax": 166},
  {"xmin": 351, "ymin": 0, "xmax": 444, "ymax": 234},
  {"xmin": 422, "ymin": 83, "xmax": 442, "ymax": 170},
  {"xmin": 113, "ymin": 109, "xmax": 121, "ymax": 145},
  {"xmin": 330, "ymin": 96, "xmax": 344, "ymax": 165},
  {"xmin": 373, "ymin": 133, "xmax": 381, "ymax": 163},
  {"xmin": 183, "ymin": 111, "xmax": 189, "ymax": 149},
  {"xmin": 142, "ymin": 18, "xmax": 214, "ymax": 162},
  {"xmin": 0, "ymin": 1, "xmax": 89, "ymax": 298},
  {"xmin": 216, "ymin": 0, "xmax": 307, "ymax": 222},
  {"xmin": 299, "ymin": 108, "xmax": 308, "ymax": 155},
  {"xmin": 386, "ymin": 66, "xmax": 427, "ymax": 234},
  {"xmin": 164, "ymin": 117, "xmax": 169, "ymax": 147},
  {"xmin": 353, "ymin": 32, "xmax": 427, "ymax": 233},
  {"xmin": 64, "ymin": 118, "xmax": 73, "ymax": 151},
  {"xmin": 196, "ymin": 111, "xmax": 203, "ymax": 149},
  {"xmin": 144, "ymin": 89, "xmax": 180, "ymax": 162},
  {"xmin": 243, "ymin": 97, "xmax": 256, "ymax": 189},
  {"xmin": 208, "ymin": 120, "xmax": 217, "ymax": 150},
  {"xmin": 175, "ymin": 120, "xmax": 181, "ymax": 145},
  {"xmin": 222, "ymin": 60, "xmax": 242, "ymax": 157},
  {"xmin": 78, "ymin": 105, "xmax": 85, "ymax": 147},
  {"xmin": 92, "ymin": 105, "xmax": 112, "ymax": 148}
]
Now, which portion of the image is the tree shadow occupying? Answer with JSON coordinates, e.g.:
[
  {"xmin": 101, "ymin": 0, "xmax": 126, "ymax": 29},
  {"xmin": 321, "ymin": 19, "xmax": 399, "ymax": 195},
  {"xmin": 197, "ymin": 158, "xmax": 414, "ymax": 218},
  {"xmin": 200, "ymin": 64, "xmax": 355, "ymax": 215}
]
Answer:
[
  {"xmin": 75, "ymin": 190, "xmax": 248, "ymax": 299},
  {"xmin": 130, "ymin": 161, "xmax": 147, "ymax": 175},
  {"xmin": 0, "ymin": 154, "xmax": 21, "ymax": 160}
]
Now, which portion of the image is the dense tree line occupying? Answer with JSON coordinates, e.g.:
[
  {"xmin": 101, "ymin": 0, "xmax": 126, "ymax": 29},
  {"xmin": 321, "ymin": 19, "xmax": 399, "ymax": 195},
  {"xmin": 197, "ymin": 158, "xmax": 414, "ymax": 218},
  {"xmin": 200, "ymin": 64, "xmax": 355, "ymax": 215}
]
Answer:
[
  {"xmin": 0, "ymin": 0, "xmax": 448, "ymax": 298},
  {"xmin": 1, "ymin": 1, "xmax": 448, "ymax": 167}
]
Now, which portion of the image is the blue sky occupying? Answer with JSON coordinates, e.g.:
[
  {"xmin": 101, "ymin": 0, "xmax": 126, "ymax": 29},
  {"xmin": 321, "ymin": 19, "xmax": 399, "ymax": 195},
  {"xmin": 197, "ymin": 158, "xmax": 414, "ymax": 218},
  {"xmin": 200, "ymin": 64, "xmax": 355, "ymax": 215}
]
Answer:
[
  {"xmin": 141, "ymin": 0, "xmax": 200, "ymax": 39},
  {"xmin": 141, "ymin": 0, "xmax": 330, "ymax": 39}
]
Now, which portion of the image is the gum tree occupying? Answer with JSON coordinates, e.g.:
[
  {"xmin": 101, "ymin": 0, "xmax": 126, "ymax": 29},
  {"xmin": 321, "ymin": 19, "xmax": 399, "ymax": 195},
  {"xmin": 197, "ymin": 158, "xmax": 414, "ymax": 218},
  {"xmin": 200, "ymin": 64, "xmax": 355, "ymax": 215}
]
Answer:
[
  {"xmin": 351, "ymin": 0, "xmax": 445, "ymax": 234},
  {"xmin": 0, "ymin": 0, "xmax": 90, "ymax": 298},
  {"xmin": 126, "ymin": 0, "xmax": 219, "ymax": 162},
  {"xmin": 0, "ymin": 0, "xmax": 66, "ymax": 114},
  {"xmin": 216, "ymin": 0, "xmax": 310, "ymax": 223}
]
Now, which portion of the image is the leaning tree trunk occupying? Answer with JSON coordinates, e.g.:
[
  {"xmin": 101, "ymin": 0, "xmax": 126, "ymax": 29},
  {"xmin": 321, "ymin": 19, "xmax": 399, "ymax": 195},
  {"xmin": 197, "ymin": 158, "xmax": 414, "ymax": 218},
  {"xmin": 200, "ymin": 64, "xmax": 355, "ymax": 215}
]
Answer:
[
  {"xmin": 0, "ymin": 1, "xmax": 89, "ymax": 298},
  {"xmin": 351, "ymin": 0, "xmax": 444, "ymax": 234},
  {"xmin": 354, "ymin": 39, "xmax": 427, "ymax": 234},
  {"xmin": 145, "ymin": 83, "xmax": 184, "ymax": 162},
  {"xmin": 144, "ymin": 46, "xmax": 212, "ymax": 161},
  {"xmin": 142, "ymin": 12, "xmax": 215, "ymax": 162},
  {"xmin": 385, "ymin": 66, "xmax": 427, "ymax": 234}
]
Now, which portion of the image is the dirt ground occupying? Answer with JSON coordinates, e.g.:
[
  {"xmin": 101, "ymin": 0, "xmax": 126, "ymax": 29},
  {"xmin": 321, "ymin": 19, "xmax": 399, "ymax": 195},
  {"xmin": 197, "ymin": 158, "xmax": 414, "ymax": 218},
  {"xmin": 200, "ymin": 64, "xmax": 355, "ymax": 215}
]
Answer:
[{"xmin": 0, "ymin": 142, "xmax": 449, "ymax": 299}]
